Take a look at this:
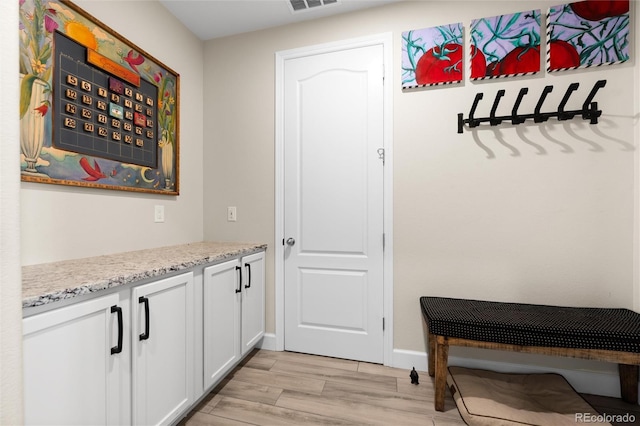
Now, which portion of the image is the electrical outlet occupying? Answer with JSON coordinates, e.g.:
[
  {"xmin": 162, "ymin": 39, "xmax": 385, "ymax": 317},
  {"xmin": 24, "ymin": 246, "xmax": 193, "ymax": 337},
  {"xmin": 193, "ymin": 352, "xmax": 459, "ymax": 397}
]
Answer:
[
  {"xmin": 154, "ymin": 205, "xmax": 165, "ymax": 223},
  {"xmin": 227, "ymin": 206, "xmax": 237, "ymax": 222}
]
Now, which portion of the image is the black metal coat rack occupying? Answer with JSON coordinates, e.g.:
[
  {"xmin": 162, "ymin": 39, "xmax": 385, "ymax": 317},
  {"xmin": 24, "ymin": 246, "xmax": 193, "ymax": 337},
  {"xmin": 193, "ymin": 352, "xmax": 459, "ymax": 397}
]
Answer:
[{"xmin": 457, "ymin": 80, "xmax": 606, "ymax": 134}]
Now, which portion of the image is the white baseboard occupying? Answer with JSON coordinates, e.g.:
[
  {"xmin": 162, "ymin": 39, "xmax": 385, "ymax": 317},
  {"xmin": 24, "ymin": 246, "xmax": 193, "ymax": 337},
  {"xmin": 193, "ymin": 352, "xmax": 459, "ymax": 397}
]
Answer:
[
  {"xmin": 391, "ymin": 349, "xmax": 638, "ymax": 401},
  {"xmin": 258, "ymin": 332, "xmax": 277, "ymax": 351},
  {"xmin": 390, "ymin": 349, "xmax": 428, "ymax": 372}
]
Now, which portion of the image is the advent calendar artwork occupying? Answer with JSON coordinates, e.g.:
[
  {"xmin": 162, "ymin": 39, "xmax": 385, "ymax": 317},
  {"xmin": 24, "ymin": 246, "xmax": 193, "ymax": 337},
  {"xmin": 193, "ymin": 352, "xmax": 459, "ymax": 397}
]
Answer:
[{"xmin": 19, "ymin": 0, "xmax": 180, "ymax": 195}]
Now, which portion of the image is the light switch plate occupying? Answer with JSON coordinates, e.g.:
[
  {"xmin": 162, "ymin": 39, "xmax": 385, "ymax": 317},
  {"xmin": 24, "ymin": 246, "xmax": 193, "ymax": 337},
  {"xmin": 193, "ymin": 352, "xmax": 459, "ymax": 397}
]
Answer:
[
  {"xmin": 227, "ymin": 206, "xmax": 237, "ymax": 222},
  {"xmin": 154, "ymin": 205, "xmax": 165, "ymax": 223}
]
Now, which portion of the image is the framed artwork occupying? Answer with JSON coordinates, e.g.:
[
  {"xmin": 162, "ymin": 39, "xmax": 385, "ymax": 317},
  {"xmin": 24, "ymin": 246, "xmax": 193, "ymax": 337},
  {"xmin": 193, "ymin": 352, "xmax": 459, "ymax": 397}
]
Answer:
[
  {"xmin": 547, "ymin": 0, "xmax": 630, "ymax": 72},
  {"xmin": 401, "ymin": 23, "xmax": 464, "ymax": 89},
  {"xmin": 470, "ymin": 10, "xmax": 542, "ymax": 80},
  {"xmin": 19, "ymin": 0, "xmax": 180, "ymax": 195}
]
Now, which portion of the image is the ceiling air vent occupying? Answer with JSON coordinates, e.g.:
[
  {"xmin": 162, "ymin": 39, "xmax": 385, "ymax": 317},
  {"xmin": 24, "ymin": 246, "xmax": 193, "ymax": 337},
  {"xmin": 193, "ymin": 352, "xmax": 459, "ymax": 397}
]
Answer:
[{"xmin": 289, "ymin": 0, "xmax": 339, "ymax": 13}]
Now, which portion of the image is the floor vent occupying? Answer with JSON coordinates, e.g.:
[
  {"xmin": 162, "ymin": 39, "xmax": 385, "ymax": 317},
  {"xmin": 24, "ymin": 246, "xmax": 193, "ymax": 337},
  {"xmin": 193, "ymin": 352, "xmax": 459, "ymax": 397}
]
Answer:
[{"xmin": 289, "ymin": 0, "xmax": 339, "ymax": 13}]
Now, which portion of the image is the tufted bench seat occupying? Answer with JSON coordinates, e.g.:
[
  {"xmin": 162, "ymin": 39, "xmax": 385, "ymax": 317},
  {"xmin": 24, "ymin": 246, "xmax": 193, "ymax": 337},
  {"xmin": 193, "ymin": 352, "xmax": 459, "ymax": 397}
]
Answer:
[{"xmin": 420, "ymin": 296, "xmax": 640, "ymax": 411}]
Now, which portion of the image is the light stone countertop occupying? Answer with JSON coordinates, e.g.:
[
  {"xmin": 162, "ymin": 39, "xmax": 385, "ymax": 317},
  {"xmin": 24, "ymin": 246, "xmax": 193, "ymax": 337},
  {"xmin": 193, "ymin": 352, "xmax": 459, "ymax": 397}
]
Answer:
[{"xmin": 22, "ymin": 241, "xmax": 267, "ymax": 309}]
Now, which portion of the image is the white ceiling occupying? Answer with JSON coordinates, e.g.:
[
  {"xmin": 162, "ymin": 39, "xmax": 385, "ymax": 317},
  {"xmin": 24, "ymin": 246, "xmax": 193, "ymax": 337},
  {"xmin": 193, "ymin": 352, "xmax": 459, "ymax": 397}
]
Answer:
[{"xmin": 159, "ymin": 0, "xmax": 400, "ymax": 41}]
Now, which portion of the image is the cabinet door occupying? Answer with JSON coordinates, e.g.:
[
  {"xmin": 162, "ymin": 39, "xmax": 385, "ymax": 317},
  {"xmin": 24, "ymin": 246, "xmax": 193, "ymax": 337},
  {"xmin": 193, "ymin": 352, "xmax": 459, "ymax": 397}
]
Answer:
[
  {"xmin": 132, "ymin": 272, "xmax": 194, "ymax": 426},
  {"xmin": 23, "ymin": 293, "xmax": 124, "ymax": 426},
  {"xmin": 203, "ymin": 259, "xmax": 241, "ymax": 390},
  {"xmin": 241, "ymin": 252, "xmax": 265, "ymax": 356}
]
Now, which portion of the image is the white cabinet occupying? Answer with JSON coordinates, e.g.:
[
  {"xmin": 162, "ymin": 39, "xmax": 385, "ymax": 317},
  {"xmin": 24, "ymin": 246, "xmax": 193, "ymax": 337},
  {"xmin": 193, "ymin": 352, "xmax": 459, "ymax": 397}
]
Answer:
[
  {"xmin": 203, "ymin": 259, "xmax": 241, "ymax": 389},
  {"xmin": 132, "ymin": 272, "xmax": 194, "ymax": 426},
  {"xmin": 23, "ymin": 249, "xmax": 264, "ymax": 425},
  {"xmin": 203, "ymin": 251, "xmax": 265, "ymax": 389},
  {"xmin": 23, "ymin": 271, "xmax": 194, "ymax": 426},
  {"xmin": 241, "ymin": 252, "xmax": 265, "ymax": 356},
  {"xmin": 23, "ymin": 292, "xmax": 129, "ymax": 426}
]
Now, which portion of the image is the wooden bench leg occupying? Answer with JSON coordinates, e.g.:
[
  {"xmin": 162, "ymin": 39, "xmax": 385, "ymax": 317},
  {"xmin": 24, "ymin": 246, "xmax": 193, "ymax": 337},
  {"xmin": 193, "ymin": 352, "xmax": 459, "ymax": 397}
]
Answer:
[
  {"xmin": 435, "ymin": 335, "xmax": 449, "ymax": 412},
  {"xmin": 619, "ymin": 364, "xmax": 639, "ymax": 404},
  {"xmin": 428, "ymin": 329, "xmax": 435, "ymax": 377}
]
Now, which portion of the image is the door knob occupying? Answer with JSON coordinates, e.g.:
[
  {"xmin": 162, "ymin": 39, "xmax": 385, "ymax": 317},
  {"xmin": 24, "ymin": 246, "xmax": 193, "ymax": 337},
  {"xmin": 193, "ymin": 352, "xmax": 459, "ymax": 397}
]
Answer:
[{"xmin": 286, "ymin": 237, "xmax": 295, "ymax": 246}]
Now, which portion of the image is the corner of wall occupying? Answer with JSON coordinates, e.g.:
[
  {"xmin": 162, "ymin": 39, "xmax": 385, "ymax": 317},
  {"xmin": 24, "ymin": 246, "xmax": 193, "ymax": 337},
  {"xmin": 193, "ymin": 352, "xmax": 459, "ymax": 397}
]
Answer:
[
  {"xmin": 634, "ymin": 0, "xmax": 640, "ymax": 312},
  {"xmin": 0, "ymin": 1, "xmax": 24, "ymax": 423}
]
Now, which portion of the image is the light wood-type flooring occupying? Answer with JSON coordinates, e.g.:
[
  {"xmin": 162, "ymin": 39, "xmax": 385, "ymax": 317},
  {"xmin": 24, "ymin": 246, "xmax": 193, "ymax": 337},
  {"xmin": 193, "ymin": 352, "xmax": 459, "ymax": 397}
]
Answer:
[{"xmin": 178, "ymin": 349, "xmax": 640, "ymax": 426}]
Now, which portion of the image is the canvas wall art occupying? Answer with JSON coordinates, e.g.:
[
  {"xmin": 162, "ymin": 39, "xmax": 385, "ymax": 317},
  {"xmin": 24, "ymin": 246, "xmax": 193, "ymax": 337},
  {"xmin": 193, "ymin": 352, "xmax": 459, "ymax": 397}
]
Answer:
[
  {"xmin": 19, "ymin": 0, "xmax": 180, "ymax": 195},
  {"xmin": 401, "ymin": 23, "xmax": 464, "ymax": 89},
  {"xmin": 547, "ymin": 0, "xmax": 630, "ymax": 72},
  {"xmin": 470, "ymin": 10, "xmax": 542, "ymax": 80}
]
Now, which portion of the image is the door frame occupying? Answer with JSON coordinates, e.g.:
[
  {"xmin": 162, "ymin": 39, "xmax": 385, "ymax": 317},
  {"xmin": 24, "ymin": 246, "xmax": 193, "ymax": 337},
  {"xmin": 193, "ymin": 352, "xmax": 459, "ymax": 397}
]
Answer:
[{"xmin": 274, "ymin": 32, "xmax": 394, "ymax": 366}]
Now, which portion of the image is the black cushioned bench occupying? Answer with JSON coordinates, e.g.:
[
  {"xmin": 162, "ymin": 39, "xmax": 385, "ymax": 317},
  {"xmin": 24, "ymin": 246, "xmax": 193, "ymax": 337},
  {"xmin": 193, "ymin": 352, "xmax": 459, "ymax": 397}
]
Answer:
[{"xmin": 420, "ymin": 296, "xmax": 640, "ymax": 412}]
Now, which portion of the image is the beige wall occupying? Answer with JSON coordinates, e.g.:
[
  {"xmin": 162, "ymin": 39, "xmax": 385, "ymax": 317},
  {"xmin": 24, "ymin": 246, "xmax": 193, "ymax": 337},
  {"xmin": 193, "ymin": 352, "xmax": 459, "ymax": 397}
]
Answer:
[
  {"xmin": 1, "ymin": 0, "xmax": 23, "ymax": 422},
  {"xmin": 203, "ymin": 0, "xmax": 639, "ymax": 360},
  {"xmin": 20, "ymin": 1, "xmax": 206, "ymax": 265}
]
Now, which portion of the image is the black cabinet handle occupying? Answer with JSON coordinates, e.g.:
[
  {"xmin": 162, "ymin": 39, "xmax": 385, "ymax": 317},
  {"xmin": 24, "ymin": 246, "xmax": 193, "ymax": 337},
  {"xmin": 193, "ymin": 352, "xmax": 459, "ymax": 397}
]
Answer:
[
  {"xmin": 139, "ymin": 296, "xmax": 150, "ymax": 341},
  {"xmin": 244, "ymin": 262, "xmax": 252, "ymax": 289},
  {"xmin": 110, "ymin": 305, "xmax": 123, "ymax": 355},
  {"xmin": 235, "ymin": 266, "xmax": 242, "ymax": 293}
]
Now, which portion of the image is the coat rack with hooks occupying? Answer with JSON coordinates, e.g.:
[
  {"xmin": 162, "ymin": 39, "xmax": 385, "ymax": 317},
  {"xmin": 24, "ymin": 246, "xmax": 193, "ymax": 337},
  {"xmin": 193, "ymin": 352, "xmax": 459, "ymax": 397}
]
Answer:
[{"xmin": 457, "ymin": 80, "xmax": 606, "ymax": 134}]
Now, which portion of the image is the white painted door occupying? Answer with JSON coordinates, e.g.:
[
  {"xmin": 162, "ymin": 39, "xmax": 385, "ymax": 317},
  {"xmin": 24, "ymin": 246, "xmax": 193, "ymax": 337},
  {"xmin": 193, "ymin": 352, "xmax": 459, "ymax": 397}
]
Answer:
[
  {"xmin": 283, "ymin": 44, "xmax": 385, "ymax": 363},
  {"xmin": 132, "ymin": 272, "xmax": 194, "ymax": 426}
]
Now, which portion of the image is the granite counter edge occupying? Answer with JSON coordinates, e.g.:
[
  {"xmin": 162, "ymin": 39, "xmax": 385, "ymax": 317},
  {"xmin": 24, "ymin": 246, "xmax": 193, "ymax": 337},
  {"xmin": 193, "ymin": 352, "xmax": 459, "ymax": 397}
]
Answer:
[{"xmin": 23, "ymin": 244, "xmax": 267, "ymax": 309}]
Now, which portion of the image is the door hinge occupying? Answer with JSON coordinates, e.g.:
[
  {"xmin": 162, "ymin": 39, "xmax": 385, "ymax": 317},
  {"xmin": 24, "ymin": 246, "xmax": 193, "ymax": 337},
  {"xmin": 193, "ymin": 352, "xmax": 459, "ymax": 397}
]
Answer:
[
  {"xmin": 377, "ymin": 148, "xmax": 385, "ymax": 165},
  {"xmin": 382, "ymin": 233, "xmax": 385, "ymax": 250},
  {"xmin": 382, "ymin": 317, "xmax": 385, "ymax": 331}
]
